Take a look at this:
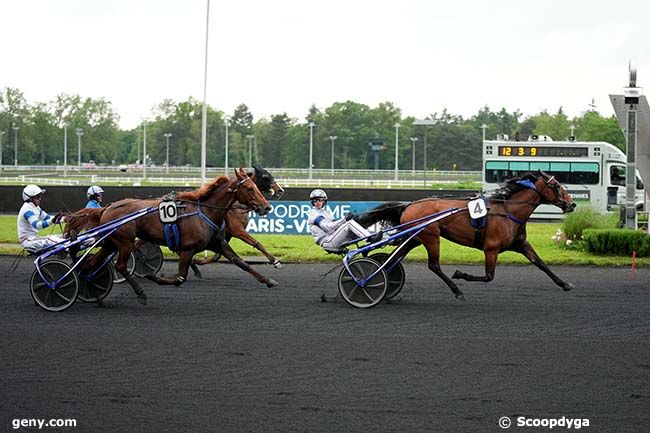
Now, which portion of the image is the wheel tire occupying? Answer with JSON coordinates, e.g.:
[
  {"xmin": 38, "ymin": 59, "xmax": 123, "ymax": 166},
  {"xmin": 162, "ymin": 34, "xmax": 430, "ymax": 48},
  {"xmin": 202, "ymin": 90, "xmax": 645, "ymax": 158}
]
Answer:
[
  {"xmin": 369, "ymin": 253, "xmax": 406, "ymax": 300},
  {"xmin": 30, "ymin": 260, "xmax": 79, "ymax": 312},
  {"xmin": 113, "ymin": 252, "xmax": 136, "ymax": 284},
  {"xmin": 338, "ymin": 257, "xmax": 387, "ymax": 308},
  {"xmin": 77, "ymin": 254, "xmax": 114, "ymax": 303},
  {"xmin": 133, "ymin": 242, "xmax": 163, "ymax": 277}
]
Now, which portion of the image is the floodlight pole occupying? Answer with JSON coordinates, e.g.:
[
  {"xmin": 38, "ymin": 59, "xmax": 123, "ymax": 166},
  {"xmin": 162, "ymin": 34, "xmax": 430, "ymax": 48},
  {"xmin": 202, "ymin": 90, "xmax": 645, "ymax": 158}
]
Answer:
[
  {"xmin": 623, "ymin": 64, "xmax": 640, "ymax": 229},
  {"xmin": 394, "ymin": 123, "xmax": 400, "ymax": 180}
]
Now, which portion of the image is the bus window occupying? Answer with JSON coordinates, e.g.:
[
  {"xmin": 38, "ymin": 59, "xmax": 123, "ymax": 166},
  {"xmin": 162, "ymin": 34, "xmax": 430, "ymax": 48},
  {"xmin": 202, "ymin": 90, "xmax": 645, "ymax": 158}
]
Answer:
[
  {"xmin": 530, "ymin": 162, "xmax": 550, "ymax": 171},
  {"xmin": 549, "ymin": 162, "xmax": 570, "ymax": 184},
  {"xmin": 610, "ymin": 165, "xmax": 625, "ymax": 186},
  {"xmin": 570, "ymin": 162, "xmax": 599, "ymax": 184}
]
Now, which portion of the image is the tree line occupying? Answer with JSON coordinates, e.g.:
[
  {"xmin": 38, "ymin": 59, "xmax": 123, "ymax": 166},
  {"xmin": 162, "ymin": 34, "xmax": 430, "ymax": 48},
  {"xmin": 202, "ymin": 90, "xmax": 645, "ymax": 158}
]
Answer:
[{"xmin": 0, "ymin": 87, "xmax": 625, "ymax": 171}]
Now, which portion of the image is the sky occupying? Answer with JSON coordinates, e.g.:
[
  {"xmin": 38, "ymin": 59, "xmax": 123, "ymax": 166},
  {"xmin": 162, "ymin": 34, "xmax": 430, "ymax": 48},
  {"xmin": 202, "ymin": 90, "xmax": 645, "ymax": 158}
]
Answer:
[{"xmin": 1, "ymin": 0, "xmax": 649, "ymax": 130}]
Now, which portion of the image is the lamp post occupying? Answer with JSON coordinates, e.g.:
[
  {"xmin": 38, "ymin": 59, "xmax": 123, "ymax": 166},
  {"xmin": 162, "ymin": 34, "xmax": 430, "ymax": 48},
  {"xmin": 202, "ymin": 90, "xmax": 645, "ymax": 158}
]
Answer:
[
  {"xmin": 75, "ymin": 128, "xmax": 83, "ymax": 169},
  {"xmin": 569, "ymin": 124, "xmax": 575, "ymax": 139},
  {"xmin": 246, "ymin": 134, "xmax": 254, "ymax": 168},
  {"xmin": 200, "ymin": 0, "xmax": 211, "ymax": 184},
  {"xmin": 63, "ymin": 124, "xmax": 68, "ymax": 177},
  {"xmin": 12, "ymin": 124, "xmax": 19, "ymax": 166},
  {"xmin": 164, "ymin": 133, "xmax": 172, "ymax": 174},
  {"xmin": 394, "ymin": 122, "xmax": 400, "ymax": 180},
  {"xmin": 0, "ymin": 130, "xmax": 4, "ymax": 172},
  {"xmin": 142, "ymin": 119, "xmax": 147, "ymax": 179},
  {"xmin": 327, "ymin": 135, "xmax": 337, "ymax": 175},
  {"xmin": 224, "ymin": 118, "xmax": 230, "ymax": 175},
  {"xmin": 413, "ymin": 119, "xmax": 435, "ymax": 188},
  {"xmin": 480, "ymin": 124, "xmax": 487, "ymax": 142},
  {"xmin": 308, "ymin": 122, "xmax": 315, "ymax": 179},
  {"xmin": 409, "ymin": 137, "xmax": 418, "ymax": 175}
]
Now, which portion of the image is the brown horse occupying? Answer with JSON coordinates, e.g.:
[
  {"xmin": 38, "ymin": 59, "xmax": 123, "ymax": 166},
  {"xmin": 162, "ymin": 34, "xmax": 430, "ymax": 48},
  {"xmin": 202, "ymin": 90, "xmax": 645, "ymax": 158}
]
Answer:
[
  {"xmin": 75, "ymin": 168, "xmax": 271, "ymax": 304},
  {"xmin": 191, "ymin": 164, "xmax": 284, "ymax": 276},
  {"xmin": 357, "ymin": 171, "xmax": 576, "ymax": 300}
]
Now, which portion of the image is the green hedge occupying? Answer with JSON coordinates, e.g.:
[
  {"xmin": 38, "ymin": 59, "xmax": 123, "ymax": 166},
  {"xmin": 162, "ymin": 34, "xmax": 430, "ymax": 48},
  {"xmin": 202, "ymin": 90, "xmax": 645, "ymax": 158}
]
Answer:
[{"xmin": 583, "ymin": 228, "xmax": 650, "ymax": 256}]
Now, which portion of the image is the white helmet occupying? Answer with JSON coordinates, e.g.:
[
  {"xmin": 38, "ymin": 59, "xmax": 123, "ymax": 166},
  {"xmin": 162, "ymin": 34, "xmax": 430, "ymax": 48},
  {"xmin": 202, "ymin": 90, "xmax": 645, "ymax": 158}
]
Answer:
[
  {"xmin": 87, "ymin": 185, "xmax": 104, "ymax": 199},
  {"xmin": 22, "ymin": 184, "xmax": 45, "ymax": 202},
  {"xmin": 309, "ymin": 189, "xmax": 328, "ymax": 203}
]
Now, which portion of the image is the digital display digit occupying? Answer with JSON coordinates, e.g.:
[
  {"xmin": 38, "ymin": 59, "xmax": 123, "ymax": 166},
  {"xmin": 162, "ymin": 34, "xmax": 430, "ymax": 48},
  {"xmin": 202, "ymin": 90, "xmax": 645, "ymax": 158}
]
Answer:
[{"xmin": 497, "ymin": 146, "xmax": 588, "ymax": 157}]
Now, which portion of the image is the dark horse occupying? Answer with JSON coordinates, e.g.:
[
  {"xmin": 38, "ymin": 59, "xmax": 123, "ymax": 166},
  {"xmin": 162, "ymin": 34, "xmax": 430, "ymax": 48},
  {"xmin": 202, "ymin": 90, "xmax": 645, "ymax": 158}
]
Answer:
[
  {"xmin": 356, "ymin": 171, "xmax": 576, "ymax": 300},
  {"xmin": 67, "ymin": 168, "xmax": 271, "ymax": 304},
  {"xmin": 190, "ymin": 164, "xmax": 285, "ymax": 277}
]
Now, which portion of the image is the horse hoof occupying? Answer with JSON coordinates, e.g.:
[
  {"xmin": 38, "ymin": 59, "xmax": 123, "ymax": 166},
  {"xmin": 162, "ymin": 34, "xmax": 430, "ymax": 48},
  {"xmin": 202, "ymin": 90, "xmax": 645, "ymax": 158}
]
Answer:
[
  {"xmin": 137, "ymin": 292, "xmax": 147, "ymax": 305},
  {"xmin": 455, "ymin": 292, "xmax": 466, "ymax": 301},
  {"xmin": 266, "ymin": 279, "xmax": 279, "ymax": 288},
  {"xmin": 273, "ymin": 261, "xmax": 283, "ymax": 269},
  {"xmin": 191, "ymin": 265, "xmax": 203, "ymax": 279},
  {"xmin": 451, "ymin": 270, "xmax": 463, "ymax": 279},
  {"xmin": 563, "ymin": 283, "xmax": 575, "ymax": 292}
]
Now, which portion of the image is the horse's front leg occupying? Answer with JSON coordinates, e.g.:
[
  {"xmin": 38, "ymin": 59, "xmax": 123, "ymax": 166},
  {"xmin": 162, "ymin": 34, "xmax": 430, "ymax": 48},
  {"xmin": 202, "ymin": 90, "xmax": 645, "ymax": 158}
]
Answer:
[
  {"xmin": 217, "ymin": 238, "xmax": 279, "ymax": 288},
  {"xmin": 452, "ymin": 250, "xmax": 498, "ymax": 282},
  {"xmin": 145, "ymin": 251, "xmax": 191, "ymax": 286},
  {"xmin": 516, "ymin": 240, "xmax": 575, "ymax": 291},
  {"xmin": 235, "ymin": 230, "xmax": 282, "ymax": 268}
]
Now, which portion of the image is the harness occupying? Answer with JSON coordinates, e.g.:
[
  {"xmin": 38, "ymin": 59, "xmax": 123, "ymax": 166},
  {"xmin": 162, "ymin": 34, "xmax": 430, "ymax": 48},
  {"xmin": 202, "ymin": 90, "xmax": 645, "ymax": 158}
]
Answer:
[{"xmin": 159, "ymin": 176, "xmax": 252, "ymax": 251}]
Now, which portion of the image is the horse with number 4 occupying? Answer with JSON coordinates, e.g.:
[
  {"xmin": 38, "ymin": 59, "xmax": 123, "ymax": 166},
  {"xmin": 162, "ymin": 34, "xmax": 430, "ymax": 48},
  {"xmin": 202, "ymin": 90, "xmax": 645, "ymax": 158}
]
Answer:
[
  {"xmin": 350, "ymin": 171, "xmax": 576, "ymax": 305},
  {"xmin": 76, "ymin": 167, "xmax": 272, "ymax": 304}
]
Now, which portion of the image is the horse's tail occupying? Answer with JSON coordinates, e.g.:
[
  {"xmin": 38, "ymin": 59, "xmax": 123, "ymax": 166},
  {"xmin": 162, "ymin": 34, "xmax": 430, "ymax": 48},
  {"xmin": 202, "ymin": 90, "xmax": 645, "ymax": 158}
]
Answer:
[
  {"xmin": 355, "ymin": 201, "xmax": 407, "ymax": 228},
  {"xmin": 64, "ymin": 207, "xmax": 105, "ymax": 237}
]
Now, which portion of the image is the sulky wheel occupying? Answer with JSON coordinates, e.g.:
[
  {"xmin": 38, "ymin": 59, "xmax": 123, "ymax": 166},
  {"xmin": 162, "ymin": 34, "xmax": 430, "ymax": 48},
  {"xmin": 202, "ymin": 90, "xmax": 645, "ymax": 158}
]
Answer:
[
  {"xmin": 77, "ymin": 254, "xmax": 114, "ymax": 303},
  {"xmin": 369, "ymin": 253, "xmax": 406, "ymax": 300},
  {"xmin": 133, "ymin": 242, "xmax": 163, "ymax": 278},
  {"xmin": 30, "ymin": 260, "xmax": 79, "ymax": 312},
  {"xmin": 338, "ymin": 257, "xmax": 388, "ymax": 309},
  {"xmin": 112, "ymin": 252, "xmax": 135, "ymax": 284}
]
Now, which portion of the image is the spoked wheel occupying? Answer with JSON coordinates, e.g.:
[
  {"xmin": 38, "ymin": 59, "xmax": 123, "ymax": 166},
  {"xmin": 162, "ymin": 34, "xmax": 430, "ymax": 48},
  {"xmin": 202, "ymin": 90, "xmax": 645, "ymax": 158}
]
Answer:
[
  {"xmin": 77, "ymin": 254, "xmax": 114, "ymax": 303},
  {"xmin": 30, "ymin": 260, "xmax": 79, "ymax": 312},
  {"xmin": 369, "ymin": 253, "xmax": 406, "ymax": 300},
  {"xmin": 112, "ymin": 252, "xmax": 135, "ymax": 284},
  {"xmin": 133, "ymin": 242, "xmax": 163, "ymax": 277},
  {"xmin": 338, "ymin": 257, "xmax": 388, "ymax": 309}
]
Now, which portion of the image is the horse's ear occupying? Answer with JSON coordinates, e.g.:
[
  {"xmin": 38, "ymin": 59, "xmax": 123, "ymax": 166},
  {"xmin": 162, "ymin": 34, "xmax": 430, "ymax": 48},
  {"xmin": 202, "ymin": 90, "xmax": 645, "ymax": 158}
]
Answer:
[
  {"xmin": 237, "ymin": 166, "xmax": 246, "ymax": 179},
  {"xmin": 252, "ymin": 163, "xmax": 260, "ymax": 172}
]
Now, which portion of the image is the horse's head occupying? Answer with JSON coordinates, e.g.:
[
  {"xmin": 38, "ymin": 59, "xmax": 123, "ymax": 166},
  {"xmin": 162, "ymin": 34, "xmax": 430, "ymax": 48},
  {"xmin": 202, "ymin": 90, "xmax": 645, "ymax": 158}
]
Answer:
[
  {"xmin": 251, "ymin": 164, "xmax": 284, "ymax": 199},
  {"xmin": 231, "ymin": 167, "xmax": 272, "ymax": 216},
  {"xmin": 531, "ymin": 171, "xmax": 576, "ymax": 213}
]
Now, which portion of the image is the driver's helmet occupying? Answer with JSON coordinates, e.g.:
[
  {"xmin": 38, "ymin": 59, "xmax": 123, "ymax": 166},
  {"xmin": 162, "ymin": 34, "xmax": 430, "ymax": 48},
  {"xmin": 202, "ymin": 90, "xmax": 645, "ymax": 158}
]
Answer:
[
  {"xmin": 22, "ymin": 184, "xmax": 45, "ymax": 202},
  {"xmin": 309, "ymin": 189, "xmax": 328, "ymax": 205},
  {"xmin": 87, "ymin": 185, "xmax": 104, "ymax": 200}
]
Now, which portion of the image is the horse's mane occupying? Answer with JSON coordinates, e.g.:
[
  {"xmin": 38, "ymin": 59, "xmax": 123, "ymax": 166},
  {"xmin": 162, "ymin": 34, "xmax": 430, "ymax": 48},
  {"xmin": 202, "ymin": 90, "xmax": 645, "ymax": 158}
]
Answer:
[
  {"xmin": 490, "ymin": 172, "xmax": 538, "ymax": 200},
  {"xmin": 176, "ymin": 176, "xmax": 230, "ymax": 202}
]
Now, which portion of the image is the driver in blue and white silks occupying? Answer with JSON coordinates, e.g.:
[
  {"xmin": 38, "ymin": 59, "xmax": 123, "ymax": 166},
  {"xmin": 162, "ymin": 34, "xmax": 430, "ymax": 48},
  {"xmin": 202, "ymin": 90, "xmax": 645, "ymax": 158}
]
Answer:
[
  {"xmin": 17, "ymin": 184, "xmax": 66, "ymax": 253},
  {"xmin": 307, "ymin": 189, "xmax": 379, "ymax": 251},
  {"xmin": 85, "ymin": 185, "xmax": 104, "ymax": 208}
]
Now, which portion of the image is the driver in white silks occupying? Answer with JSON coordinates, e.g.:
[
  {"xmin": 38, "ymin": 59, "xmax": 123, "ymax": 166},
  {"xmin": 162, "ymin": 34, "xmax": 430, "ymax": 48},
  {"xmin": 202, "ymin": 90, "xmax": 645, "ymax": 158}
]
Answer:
[
  {"xmin": 307, "ymin": 189, "xmax": 382, "ymax": 252},
  {"xmin": 17, "ymin": 184, "xmax": 66, "ymax": 253}
]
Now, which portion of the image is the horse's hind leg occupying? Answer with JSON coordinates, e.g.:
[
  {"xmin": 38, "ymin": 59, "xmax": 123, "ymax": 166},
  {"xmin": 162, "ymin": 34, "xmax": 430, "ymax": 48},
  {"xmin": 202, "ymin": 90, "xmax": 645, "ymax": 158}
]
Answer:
[
  {"xmin": 113, "ymin": 242, "xmax": 147, "ymax": 305},
  {"xmin": 516, "ymin": 240, "xmax": 575, "ymax": 291},
  {"xmin": 452, "ymin": 250, "xmax": 498, "ymax": 282},
  {"xmin": 145, "ymin": 251, "xmax": 191, "ymax": 286},
  {"xmin": 420, "ymin": 234, "xmax": 465, "ymax": 300}
]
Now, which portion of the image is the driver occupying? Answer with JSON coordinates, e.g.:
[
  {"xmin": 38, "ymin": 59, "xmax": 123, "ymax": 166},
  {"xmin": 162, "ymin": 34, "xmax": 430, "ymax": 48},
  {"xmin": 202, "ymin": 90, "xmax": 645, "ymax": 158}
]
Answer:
[
  {"xmin": 17, "ymin": 184, "xmax": 66, "ymax": 253},
  {"xmin": 307, "ymin": 189, "xmax": 381, "ymax": 251},
  {"xmin": 85, "ymin": 185, "xmax": 104, "ymax": 208}
]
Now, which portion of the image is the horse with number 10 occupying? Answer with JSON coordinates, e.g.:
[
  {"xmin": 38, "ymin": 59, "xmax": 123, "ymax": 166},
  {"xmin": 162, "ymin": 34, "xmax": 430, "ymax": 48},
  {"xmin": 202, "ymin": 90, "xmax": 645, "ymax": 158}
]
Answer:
[
  {"xmin": 70, "ymin": 167, "xmax": 271, "ymax": 304},
  {"xmin": 357, "ymin": 171, "xmax": 577, "ymax": 300}
]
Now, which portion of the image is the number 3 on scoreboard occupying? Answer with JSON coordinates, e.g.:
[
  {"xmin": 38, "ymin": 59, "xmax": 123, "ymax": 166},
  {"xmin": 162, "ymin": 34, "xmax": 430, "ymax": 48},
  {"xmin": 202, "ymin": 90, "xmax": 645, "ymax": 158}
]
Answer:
[{"xmin": 158, "ymin": 201, "xmax": 178, "ymax": 223}]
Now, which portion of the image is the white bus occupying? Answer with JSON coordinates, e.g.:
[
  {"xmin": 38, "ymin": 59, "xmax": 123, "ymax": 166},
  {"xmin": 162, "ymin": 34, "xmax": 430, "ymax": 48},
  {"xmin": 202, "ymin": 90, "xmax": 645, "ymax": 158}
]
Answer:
[{"xmin": 482, "ymin": 135, "xmax": 646, "ymax": 218}]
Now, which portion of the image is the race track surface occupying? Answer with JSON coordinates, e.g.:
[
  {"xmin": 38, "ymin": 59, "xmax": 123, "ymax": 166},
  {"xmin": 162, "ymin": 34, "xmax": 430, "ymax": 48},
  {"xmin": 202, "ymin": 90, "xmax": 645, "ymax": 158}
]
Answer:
[{"xmin": 1, "ymin": 256, "xmax": 649, "ymax": 433}]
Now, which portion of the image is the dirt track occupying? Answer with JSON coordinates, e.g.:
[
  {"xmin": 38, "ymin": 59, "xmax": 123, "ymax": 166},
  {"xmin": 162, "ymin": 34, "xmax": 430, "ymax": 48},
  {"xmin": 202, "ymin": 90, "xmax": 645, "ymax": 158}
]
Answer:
[{"xmin": 1, "ymin": 257, "xmax": 649, "ymax": 433}]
